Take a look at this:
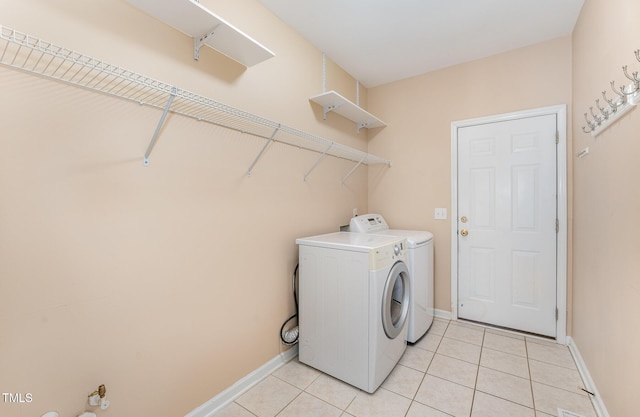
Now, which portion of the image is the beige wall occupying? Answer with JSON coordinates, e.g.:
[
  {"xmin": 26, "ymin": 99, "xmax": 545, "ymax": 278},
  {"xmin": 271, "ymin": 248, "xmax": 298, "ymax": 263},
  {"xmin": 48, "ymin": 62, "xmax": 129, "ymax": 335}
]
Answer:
[
  {"xmin": 3, "ymin": 0, "xmax": 637, "ymax": 416},
  {"xmin": 571, "ymin": 0, "xmax": 640, "ymax": 415},
  {"xmin": 0, "ymin": 1, "xmax": 373, "ymax": 416},
  {"xmin": 367, "ymin": 37, "xmax": 573, "ymax": 315}
]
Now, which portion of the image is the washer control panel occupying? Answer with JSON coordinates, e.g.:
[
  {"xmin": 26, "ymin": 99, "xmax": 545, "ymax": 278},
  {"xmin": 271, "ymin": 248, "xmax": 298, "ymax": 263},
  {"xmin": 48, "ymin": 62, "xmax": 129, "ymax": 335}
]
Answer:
[
  {"xmin": 349, "ymin": 213, "xmax": 389, "ymax": 233},
  {"xmin": 370, "ymin": 240, "xmax": 407, "ymax": 270}
]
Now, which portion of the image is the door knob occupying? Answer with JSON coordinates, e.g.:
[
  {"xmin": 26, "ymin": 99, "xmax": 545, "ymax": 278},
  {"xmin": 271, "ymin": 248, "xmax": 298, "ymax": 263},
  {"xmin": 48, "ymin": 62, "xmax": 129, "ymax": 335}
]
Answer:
[
  {"xmin": 460, "ymin": 229, "xmax": 469, "ymax": 236},
  {"xmin": 460, "ymin": 216, "xmax": 468, "ymax": 223}
]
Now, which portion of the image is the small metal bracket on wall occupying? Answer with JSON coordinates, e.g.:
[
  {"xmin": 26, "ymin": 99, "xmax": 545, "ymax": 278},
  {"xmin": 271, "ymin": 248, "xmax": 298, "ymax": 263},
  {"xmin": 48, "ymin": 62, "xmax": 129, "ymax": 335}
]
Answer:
[
  {"xmin": 144, "ymin": 87, "xmax": 177, "ymax": 166},
  {"xmin": 357, "ymin": 122, "xmax": 369, "ymax": 133},
  {"xmin": 341, "ymin": 155, "xmax": 366, "ymax": 185},
  {"xmin": 247, "ymin": 125, "xmax": 280, "ymax": 176},
  {"xmin": 322, "ymin": 103, "xmax": 342, "ymax": 120},
  {"xmin": 194, "ymin": 24, "xmax": 221, "ymax": 60}
]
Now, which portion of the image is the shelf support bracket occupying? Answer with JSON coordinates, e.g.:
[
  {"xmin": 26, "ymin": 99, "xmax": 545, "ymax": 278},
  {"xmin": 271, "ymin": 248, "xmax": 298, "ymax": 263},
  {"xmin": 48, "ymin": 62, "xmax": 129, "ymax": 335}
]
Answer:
[
  {"xmin": 341, "ymin": 155, "xmax": 366, "ymax": 185},
  {"xmin": 323, "ymin": 103, "xmax": 343, "ymax": 120},
  {"xmin": 357, "ymin": 122, "xmax": 369, "ymax": 133},
  {"xmin": 144, "ymin": 87, "xmax": 177, "ymax": 166},
  {"xmin": 247, "ymin": 125, "xmax": 280, "ymax": 176},
  {"xmin": 304, "ymin": 143, "xmax": 333, "ymax": 181},
  {"xmin": 194, "ymin": 24, "xmax": 221, "ymax": 60}
]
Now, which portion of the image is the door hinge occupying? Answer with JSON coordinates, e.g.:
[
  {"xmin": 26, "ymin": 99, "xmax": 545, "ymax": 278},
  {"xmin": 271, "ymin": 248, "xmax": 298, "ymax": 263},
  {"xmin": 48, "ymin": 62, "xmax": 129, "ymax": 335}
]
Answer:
[
  {"xmin": 556, "ymin": 219, "xmax": 559, "ymax": 233},
  {"xmin": 556, "ymin": 308, "xmax": 559, "ymax": 321},
  {"xmin": 555, "ymin": 130, "xmax": 559, "ymax": 144}
]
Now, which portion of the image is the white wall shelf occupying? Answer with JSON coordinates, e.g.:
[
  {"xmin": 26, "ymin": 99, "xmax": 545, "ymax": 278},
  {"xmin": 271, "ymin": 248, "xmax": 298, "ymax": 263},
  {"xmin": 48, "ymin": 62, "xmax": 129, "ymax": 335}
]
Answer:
[
  {"xmin": 127, "ymin": 0, "xmax": 275, "ymax": 66},
  {"xmin": 0, "ymin": 25, "xmax": 390, "ymax": 183},
  {"xmin": 310, "ymin": 90, "xmax": 387, "ymax": 132}
]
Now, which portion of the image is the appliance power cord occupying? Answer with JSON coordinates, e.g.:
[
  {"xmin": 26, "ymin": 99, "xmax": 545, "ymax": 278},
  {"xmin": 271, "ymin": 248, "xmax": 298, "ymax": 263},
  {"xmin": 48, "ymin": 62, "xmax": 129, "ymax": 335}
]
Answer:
[{"xmin": 279, "ymin": 263, "xmax": 299, "ymax": 345}]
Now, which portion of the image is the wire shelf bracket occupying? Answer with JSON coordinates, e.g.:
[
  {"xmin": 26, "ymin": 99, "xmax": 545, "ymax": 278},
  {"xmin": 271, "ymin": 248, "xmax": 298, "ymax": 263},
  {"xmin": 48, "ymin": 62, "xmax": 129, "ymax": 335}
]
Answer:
[
  {"xmin": 304, "ymin": 143, "xmax": 333, "ymax": 182},
  {"xmin": 144, "ymin": 87, "xmax": 177, "ymax": 166},
  {"xmin": 247, "ymin": 125, "xmax": 280, "ymax": 176},
  {"xmin": 0, "ymin": 25, "xmax": 392, "ymax": 182},
  {"xmin": 341, "ymin": 156, "xmax": 366, "ymax": 186}
]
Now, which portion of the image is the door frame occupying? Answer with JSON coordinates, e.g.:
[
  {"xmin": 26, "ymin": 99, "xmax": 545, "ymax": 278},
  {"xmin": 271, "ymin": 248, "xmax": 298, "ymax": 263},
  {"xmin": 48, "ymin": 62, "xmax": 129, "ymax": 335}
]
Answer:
[{"xmin": 450, "ymin": 104, "xmax": 567, "ymax": 344}]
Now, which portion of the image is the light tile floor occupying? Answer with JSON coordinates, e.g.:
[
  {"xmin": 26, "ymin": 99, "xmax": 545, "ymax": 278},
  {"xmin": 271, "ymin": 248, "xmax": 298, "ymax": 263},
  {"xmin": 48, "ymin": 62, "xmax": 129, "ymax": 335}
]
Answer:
[{"xmin": 214, "ymin": 319, "xmax": 597, "ymax": 417}]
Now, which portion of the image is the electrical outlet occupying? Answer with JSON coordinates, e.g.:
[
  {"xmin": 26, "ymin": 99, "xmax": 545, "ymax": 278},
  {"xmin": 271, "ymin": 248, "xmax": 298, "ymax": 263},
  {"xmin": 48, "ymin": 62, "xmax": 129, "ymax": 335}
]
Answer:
[
  {"xmin": 353, "ymin": 208, "xmax": 358, "ymax": 217},
  {"xmin": 434, "ymin": 208, "xmax": 447, "ymax": 220}
]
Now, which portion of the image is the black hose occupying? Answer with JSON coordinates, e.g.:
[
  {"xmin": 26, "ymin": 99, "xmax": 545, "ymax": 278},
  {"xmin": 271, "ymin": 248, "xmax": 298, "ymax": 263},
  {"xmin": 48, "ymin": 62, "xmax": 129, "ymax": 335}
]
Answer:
[{"xmin": 280, "ymin": 263, "xmax": 299, "ymax": 345}]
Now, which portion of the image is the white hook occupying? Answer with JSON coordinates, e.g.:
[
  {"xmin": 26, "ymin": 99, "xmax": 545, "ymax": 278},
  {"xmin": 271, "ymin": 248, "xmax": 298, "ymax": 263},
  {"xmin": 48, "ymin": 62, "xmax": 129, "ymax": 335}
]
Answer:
[
  {"xmin": 595, "ymin": 99, "xmax": 609, "ymax": 119},
  {"xmin": 622, "ymin": 65, "xmax": 639, "ymax": 81},
  {"xmin": 620, "ymin": 66, "xmax": 639, "ymax": 95},
  {"xmin": 589, "ymin": 106, "xmax": 601, "ymax": 124},
  {"xmin": 583, "ymin": 112, "xmax": 597, "ymax": 130},
  {"xmin": 610, "ymin": 80, "xmax": 628, "ymax": 102},
  {"xmin": 601, "ymin": 90, "xmax": 619, "ymax": 111}
]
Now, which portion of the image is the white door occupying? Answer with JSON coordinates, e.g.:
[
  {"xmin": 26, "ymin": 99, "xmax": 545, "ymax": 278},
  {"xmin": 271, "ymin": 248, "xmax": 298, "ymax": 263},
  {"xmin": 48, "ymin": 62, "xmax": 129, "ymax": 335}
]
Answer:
[{"xmin": 457, "ymin": 114, "xmax": 557, "ymax": 337}]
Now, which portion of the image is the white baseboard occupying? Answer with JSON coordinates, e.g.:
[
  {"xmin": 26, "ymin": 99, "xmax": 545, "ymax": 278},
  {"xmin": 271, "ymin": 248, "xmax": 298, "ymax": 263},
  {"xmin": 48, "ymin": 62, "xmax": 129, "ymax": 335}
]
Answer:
[
  {"xmin": 434, "ymin": 309, "xmax": 452, "ymax": 320},
  {"xmin": 184, "ymin": 346, "xmax": 298, "ymax": 417},
  {"xmin": 566, "ymin": 337, "xmax": 610, "ymax": 417}
]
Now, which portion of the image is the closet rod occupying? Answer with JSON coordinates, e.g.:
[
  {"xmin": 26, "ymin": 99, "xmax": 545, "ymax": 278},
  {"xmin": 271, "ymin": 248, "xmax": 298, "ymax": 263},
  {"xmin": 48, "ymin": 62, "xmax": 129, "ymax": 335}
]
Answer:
[{"xmin": 0, "ymin": 25, "xmax": 391, "ymax": 174}]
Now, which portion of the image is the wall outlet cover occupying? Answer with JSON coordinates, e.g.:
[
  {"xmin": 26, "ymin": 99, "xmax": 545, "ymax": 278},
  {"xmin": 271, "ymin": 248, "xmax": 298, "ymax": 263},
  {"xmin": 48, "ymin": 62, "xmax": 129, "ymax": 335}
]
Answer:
[{"xmin": 434, "ymin": 208, "xmax": 447, "ymax": 220}]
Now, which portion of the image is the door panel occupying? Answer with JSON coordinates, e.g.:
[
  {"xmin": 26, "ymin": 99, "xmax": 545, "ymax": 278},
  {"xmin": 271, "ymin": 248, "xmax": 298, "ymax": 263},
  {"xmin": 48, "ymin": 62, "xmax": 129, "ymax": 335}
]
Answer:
[
  {"xmin": 457, "ymin": 114, "xmax": 557, "ymax": 337},
  {"xmin": 470, "ymin": 247, "xmax": 496, "ymax": 301},
  {"xmin": 471, "ymin": 168, "xmax": 496, "ymax": 228}
]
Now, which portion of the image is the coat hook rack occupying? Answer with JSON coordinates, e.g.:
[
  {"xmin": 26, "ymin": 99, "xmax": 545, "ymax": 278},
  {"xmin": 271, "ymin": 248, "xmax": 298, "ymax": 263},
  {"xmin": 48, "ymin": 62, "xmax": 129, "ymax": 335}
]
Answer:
[{"xmin": 582, "ymin": 50, "xmax": 640, "ymax": 136}]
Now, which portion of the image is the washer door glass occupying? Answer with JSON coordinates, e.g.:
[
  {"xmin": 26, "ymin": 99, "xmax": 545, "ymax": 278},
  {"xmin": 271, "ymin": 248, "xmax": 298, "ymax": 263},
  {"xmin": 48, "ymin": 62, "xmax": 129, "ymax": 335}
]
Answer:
[{"xmin": 382, "ymin": 261, "xmax": 410, "ymax": 339}]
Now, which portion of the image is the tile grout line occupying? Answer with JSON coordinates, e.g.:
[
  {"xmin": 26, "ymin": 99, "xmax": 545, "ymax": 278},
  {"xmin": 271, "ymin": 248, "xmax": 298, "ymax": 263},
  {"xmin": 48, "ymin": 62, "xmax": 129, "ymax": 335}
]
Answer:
[
  {"xmin": 271, "ymin": 371, "xmax": 328, "ymax": 417},
  {"xmin": 298, "ymin": 374, "xmax": 355, "ymax": 415},
  {"xmin": 525, "ymin": 337, "xmax": 538, "ymax": 415},
  {"xmin": 234, "ymin": 401, "xmax": 258, "ymax": 417},
  {"xmin": 408, "ymin": 320, "xmax": 458, "ymax": 417},
  {"xmin": 340, "ymin": 386, "xmax": 358, "ymax": 415},
  {"xmin": 468, "ymin": 327, "xmax": 486, "ymax": 417},
  {"xmin": 398, "ymin": 322, "xmax": 438, "ymax": 417},
  {"xmin": 472, "ymin": 331, "xmax": 540, "ymax": 416}
]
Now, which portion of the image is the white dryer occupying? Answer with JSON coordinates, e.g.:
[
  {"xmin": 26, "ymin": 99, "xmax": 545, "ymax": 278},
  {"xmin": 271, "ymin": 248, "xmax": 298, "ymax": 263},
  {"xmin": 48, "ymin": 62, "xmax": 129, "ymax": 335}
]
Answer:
[
  {"xmin": 350, "ymin": 214, "xmax": 434, "ymax": 343},
  {"xmin": 296, "ymin": 232, "xmax": 410, "ymax": 393}
]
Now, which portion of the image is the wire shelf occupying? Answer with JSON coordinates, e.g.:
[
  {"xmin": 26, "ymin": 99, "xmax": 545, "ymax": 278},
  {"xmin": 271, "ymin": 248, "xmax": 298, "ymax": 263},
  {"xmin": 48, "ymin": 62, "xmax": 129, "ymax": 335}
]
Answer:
[{"xmin": 0, "ymin": 25, "xmax": 391, "ymax": 181}]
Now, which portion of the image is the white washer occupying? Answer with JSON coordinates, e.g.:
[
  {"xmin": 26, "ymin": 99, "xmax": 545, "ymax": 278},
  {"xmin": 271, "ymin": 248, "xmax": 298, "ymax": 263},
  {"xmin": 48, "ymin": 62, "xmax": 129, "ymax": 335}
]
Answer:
[
  {"xmin": 350, "ymin": 214, "xmax": 434, "ymax": 343},
  {"xmin": 296, "ymin": 232, "xmax": 410, "ymax": 393}
]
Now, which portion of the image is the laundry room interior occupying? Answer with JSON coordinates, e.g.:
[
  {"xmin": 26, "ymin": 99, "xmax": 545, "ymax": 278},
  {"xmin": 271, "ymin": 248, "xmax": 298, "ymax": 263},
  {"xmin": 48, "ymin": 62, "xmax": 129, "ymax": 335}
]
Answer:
[{"xmin": 0, "ymin": 0, "xmax": 638, "ymax": 417}]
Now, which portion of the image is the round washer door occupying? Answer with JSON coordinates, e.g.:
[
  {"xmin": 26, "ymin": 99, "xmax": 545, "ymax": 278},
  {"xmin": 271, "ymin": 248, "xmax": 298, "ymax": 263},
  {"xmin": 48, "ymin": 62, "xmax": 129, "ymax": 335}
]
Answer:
[{"xmin": 382, "ymin": 261, "xmax": 411, "ymax": 339}]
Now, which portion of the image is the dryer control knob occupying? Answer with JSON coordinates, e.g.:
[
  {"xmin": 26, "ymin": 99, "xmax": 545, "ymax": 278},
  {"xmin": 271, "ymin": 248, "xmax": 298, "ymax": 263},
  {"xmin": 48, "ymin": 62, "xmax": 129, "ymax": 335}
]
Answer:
[{"xmin": 394, "ymin": 245, "xmax": 400, "ymax": 256}]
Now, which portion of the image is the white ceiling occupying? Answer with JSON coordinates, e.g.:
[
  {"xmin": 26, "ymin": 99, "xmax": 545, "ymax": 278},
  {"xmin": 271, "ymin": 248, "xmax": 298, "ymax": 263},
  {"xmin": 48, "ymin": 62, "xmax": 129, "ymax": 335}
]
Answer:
[{"xmin": 259, "ymin": 0, "xmax": 584, "ymax": 88}]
